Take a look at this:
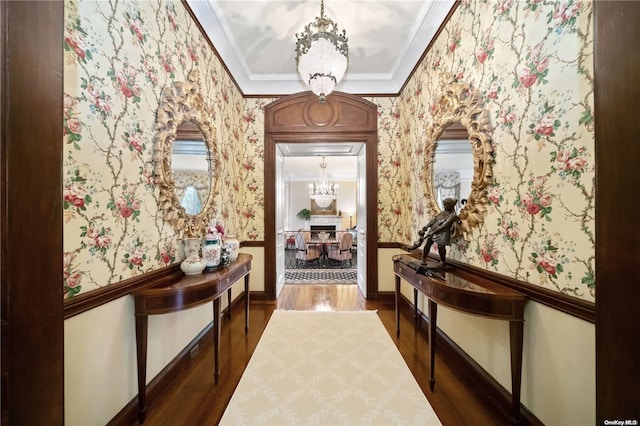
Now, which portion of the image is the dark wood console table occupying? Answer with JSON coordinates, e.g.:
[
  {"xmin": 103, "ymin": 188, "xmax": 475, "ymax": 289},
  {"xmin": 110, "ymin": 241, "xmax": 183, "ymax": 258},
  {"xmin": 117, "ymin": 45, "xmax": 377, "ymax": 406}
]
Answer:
[
  {"xmin": 393, "ymin": 254, "xmax": 527, "ymax": 423},
  {"xmin": 132, "ymin": 253, "xmax": 252, "ymax": 423}
]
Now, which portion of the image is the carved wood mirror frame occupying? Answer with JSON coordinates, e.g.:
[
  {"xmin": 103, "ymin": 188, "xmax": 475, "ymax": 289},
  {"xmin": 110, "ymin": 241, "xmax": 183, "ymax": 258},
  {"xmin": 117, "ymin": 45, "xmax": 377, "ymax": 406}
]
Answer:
[
  {"xmin": 154, "ymin": 70, "xmax": 218, "ymax": 239},
  {"xmin": 425, "ymin": 73, "xmax": 493, "ymax": 235}
]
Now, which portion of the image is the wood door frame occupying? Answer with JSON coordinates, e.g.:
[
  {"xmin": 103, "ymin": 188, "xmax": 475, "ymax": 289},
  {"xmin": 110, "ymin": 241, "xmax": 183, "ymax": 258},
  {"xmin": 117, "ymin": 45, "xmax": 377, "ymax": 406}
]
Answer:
[
  {"xmin": 263, "ymin": 91, "xmax": 378, "ymax": 300},
  {"xmin": 1, "ymin": 1, "xmax": 64, "ymax": 423},
  {"xmin": 594, "ymin": 1, "xmax": 640, "ymax": 421}
]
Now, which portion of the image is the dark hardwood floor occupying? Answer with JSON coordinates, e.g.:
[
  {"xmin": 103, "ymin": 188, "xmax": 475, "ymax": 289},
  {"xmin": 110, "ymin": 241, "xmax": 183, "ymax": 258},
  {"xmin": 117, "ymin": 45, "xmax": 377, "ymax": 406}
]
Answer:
[{"xmin": 137, "ymin": 284, "xmax": 510, "ymax": 425}]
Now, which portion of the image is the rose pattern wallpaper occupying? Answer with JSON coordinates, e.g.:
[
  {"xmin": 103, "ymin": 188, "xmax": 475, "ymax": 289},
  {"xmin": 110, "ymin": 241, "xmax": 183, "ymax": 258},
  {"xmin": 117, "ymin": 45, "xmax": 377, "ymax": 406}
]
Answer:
[
  {"xmin": 63, "ymin": 0, "xmax": 244, "ymax": 297},
  {"xmin": 367, "ymin": 96, "xmax": 413, "ymax": 243},
  {"xmin": 64, "ymin": 0, "xmax": 595, "ymax": 303},
  {"xmin": 401, "ymin": 0, "xmax": 594, "ymax": 301},
  {"xmin": 239, "ymin": 98, "xmax": 273, "ymax": 242}
]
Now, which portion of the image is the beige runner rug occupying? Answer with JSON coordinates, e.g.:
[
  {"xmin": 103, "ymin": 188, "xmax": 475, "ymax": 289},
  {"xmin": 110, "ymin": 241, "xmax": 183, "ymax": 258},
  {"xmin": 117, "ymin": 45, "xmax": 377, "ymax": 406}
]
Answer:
[{"xmin": 219, "ymin": 310, "xmax": 441, "ymax": 425}]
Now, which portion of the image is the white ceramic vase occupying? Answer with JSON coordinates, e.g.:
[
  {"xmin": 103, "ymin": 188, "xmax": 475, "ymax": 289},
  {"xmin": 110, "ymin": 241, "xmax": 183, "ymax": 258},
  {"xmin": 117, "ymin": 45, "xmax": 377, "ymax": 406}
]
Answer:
[
  {"xmin": 180, "ymin": 238, "xmax": 206, "ymax": 275},
  {"xmin": 224, "ymin": 235, "xmax": 240, "ymax": 262}
]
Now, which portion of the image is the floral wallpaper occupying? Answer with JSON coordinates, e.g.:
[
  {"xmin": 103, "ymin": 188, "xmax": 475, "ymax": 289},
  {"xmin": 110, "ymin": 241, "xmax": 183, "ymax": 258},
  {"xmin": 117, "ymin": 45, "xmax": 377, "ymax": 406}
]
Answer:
[
  {"xmin": 235, "ymin": 2, "xmax": 596, "ymax": 305},
  {"xmin": 365, "ymin": 97, "xmax": 412, "ymax": 243},
  {"xmin": 239, "ymin": 98, "xmax": 273, "ymax": 241},
  {"xmin": 63, "ymin": 0, "xmax": 244, "ymax": 297},
  {"xmin": 401, "ymin": 0, "xmax": 595, "ymax": 302},
  {"xmin": 63, "ymin": 0, "xmax": 595, "ymax": 304}
]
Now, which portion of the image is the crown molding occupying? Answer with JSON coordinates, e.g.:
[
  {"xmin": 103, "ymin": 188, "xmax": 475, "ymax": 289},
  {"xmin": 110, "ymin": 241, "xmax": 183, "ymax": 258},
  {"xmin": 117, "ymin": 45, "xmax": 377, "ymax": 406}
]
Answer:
[{"xmin": 186, "ymin": 0, "xmax": 455, "ymax": 96}]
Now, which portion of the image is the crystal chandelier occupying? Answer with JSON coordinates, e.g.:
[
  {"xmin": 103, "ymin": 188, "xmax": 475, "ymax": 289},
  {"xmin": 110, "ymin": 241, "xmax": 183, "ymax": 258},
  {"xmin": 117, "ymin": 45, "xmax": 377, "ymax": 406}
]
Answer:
[
  {"xmin": 295, "ymin": 0, "xmax": 349, "ymax": 104},
  {"xmin": 309, "ymin": 156, "xmax": 338, "ymax": 208}
]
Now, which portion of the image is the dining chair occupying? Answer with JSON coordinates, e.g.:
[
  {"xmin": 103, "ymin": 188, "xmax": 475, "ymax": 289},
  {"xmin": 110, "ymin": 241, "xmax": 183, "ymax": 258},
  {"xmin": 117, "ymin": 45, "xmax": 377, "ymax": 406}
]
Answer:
[
  {"xmin": 327, "ymin": 231, "xmax": 353, "ymax": 266},
  {"xmin": 294, "ymin": 232, "xmax": 321, "ymax": 266},
  {"xmin": 285, "ymin": 233, "xmax": 296, "ymax": 250}
]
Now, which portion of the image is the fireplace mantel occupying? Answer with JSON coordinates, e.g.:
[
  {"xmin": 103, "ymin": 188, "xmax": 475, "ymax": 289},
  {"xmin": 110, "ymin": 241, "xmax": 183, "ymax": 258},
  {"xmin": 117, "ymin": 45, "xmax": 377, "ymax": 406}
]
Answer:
[{"xmin": 309, "ymin": 215, "xmax": 342, "ymax": 230}]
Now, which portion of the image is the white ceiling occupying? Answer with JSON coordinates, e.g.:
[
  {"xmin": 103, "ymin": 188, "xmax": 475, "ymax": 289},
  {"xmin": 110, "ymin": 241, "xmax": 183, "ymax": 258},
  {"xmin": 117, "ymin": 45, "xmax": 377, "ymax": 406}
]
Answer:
[
  {"xmin": 186, "ymin": 0, "xmax": 455, "ymax": 96},
  {"xmin": 281, "ymin": 143, "xmax": 361, "ymax": 181},
  {"xmin": 186, "ymin": 0, "xmax": 455, "ymax": 177}
]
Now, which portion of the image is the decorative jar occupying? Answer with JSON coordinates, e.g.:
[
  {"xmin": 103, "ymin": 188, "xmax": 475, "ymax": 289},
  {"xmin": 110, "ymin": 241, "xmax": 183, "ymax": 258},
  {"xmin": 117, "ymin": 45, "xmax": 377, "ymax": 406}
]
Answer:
[
  {"xmin": 202, "ymin": 231, "xmax": 221, "ymax": 270},
  {"xmin": 180, "ymin": 238, "xmax": 206, "ymax": 275},
  {"xmin": 219, "ymin": 245, "xmax": 232, "ymax": 267},
  {"xmin": 224, "ymin": 235, "xmax": 240, "ymax": 262}
]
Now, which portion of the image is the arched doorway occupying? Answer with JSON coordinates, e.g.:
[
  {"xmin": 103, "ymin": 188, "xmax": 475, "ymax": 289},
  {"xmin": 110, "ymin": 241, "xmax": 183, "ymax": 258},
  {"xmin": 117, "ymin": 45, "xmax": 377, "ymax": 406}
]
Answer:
[{"xmin": 264, "ymin": 91, "xmax": 378, "ymax": 300}]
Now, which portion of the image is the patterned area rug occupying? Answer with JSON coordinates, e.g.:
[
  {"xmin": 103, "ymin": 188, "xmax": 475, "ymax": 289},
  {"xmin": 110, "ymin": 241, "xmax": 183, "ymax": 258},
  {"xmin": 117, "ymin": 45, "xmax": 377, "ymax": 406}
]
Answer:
[
  {"xmin": 285, "ymin": 269, "xmax": 357, "ymax": 284},
  {"xmin": 220, "ymin": 311, "xmax": 441, "ymax": 425}
]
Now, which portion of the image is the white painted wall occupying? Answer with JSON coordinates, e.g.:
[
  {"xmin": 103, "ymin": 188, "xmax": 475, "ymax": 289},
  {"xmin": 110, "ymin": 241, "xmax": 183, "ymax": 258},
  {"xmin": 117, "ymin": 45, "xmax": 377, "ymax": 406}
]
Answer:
[
  {"xmin": 65, "ymin": 247, "xmax": 594, "ymax": 426},
  {"xmin": 64, "ymin": 297, "xmax": 212, "ymax": 425},
  {"xmin": 287, "ymin": 180, "xmax": 357, "ymax": 231},
  {"xmin": 397, "ymin": 273, "xmax": 595, "ymax": 426},
  {"xmin": 64, "ymin": 248, "xmax": 259, "ymax": 426}
]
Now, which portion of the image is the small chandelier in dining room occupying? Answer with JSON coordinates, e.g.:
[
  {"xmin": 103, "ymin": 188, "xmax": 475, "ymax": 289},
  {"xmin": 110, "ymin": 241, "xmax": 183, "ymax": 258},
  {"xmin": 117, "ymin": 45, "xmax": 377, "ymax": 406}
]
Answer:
[
  {"xmin": 295, "ymin": 0, "xmax": 349, "ymax": 104},
  {"xmin": 309, "ymin": 156, "xmax": 338, "ymax": 208}
]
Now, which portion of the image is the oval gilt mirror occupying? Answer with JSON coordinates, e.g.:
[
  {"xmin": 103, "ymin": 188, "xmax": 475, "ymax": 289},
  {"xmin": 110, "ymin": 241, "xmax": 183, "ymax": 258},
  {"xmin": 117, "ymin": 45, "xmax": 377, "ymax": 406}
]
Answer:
[
  {"xmin": 154, "ymin": 71, "xmax": 218, "ymax": 239},
  {"xmin": 172, "ymin": 121, "xmax": 211, "ymax": 216},
  {"xmin": 432, "ymin": 121, "xmax": 473, "ymax": 214},
  {"xmin": 425, "ymin": 73, "xmax": 493, "ymax": 235}
]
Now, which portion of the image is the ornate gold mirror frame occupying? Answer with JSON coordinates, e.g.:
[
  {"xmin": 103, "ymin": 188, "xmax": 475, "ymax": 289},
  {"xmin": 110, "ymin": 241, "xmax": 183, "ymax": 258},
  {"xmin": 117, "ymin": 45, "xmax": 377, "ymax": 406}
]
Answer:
[
  {"xmin": 425, "ymin": 73, "xmax": 493, "ymax": 235},
  {"xmin": 154, "ymin": 70, "xmax": 218, "ymax": 238}
]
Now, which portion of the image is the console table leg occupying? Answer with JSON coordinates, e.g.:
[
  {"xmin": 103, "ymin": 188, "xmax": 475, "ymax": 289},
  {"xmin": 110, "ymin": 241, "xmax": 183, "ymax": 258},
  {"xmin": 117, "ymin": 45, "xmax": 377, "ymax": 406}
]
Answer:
[
  {"xmin": 227, "ymin": 288, "xmax": 232, "ymax": 321},
  {"xmin": 395, "ymin": 275, "xmax": 401, "ymax": 337},
  {"xmin": 135, "ymin": 315, "xmax": 148, "ymax": 424},
  {"xmin": 428, "ymin": 299, "xmax": 438, "ymax": 392},
  {"xmin": 510, "ymin": 320, "xmax": 524, "ymax": 424},
  {"xmin": 414, "ymin": 288, "xmax": 419, "ymax": 323},
  {"xmin": 244, "ymin": 274, "xmax": 250, "ymax": 335},
  {"xmin": 213, "ymin": 298, "xmax": 221, "ymax": 384}
]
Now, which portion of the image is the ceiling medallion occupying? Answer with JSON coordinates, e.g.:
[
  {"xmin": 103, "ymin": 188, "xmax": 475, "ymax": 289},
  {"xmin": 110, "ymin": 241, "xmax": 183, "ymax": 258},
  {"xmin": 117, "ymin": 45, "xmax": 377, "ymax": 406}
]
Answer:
[{"xmin": 295, "ymin": 0, "xmax": 349, "ymax": 104}]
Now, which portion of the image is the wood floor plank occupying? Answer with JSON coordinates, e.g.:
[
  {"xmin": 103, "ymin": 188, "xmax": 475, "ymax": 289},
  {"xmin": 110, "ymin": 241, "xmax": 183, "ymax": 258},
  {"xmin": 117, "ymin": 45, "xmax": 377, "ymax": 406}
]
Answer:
[{"xmin": 138, "ymin": 284, "xmax": 511, "ymax": 425}]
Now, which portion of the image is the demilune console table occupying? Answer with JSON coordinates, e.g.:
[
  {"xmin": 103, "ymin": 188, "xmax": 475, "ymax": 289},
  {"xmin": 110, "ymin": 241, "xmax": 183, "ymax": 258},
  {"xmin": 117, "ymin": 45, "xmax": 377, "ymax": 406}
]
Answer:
[
  {"xmin": 132, "ymin": 253, "xmax": 252, "ymax": 424},
  {"xmin": 393, "ymin": 254, "xmax": 527, "ymax": 423}
]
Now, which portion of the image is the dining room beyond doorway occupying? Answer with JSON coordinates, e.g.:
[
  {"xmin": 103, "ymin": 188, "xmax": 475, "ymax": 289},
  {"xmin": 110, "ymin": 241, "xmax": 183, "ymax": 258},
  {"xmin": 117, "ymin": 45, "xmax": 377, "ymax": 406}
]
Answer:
[
  {"xmin": 264, "ymin": 91, "xmax": 379, "ymax": 300},
  {"xmin": 284, "ymin": 229, "xmax": 357, "ymax": 285}
]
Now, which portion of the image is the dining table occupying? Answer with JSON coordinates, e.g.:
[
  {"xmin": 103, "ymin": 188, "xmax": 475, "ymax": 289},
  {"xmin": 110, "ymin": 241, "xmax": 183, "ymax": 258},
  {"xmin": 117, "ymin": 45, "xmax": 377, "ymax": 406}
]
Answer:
[{"xmin": 309, "ymin": 236, "xmax": 339, "ymax": 267}]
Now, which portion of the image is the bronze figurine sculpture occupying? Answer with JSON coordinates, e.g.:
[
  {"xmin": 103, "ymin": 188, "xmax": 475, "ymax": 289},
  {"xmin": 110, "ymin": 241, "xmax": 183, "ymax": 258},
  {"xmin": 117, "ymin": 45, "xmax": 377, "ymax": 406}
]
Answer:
[{"xmin": 406, "ymin": 198, "xmax": 461, "ymax": 267}]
